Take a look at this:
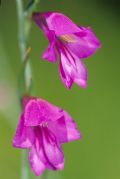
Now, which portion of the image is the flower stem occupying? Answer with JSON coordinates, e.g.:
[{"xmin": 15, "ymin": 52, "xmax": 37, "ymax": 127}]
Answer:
[
  {"xmin": 16, "ymin": 0, "xmax": 40, "ymax": 179},
  {"xmin": 16, "ymin": 0, "xmax": 32, "ymax": 179},
  {"xmin": 21, "ymin": 150, "xmax": 30, "ymax": 179}
]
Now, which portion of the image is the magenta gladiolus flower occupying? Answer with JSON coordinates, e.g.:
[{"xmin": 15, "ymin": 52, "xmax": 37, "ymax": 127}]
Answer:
[
  {"xmin": 32, "ymin": 12, "xmax": 101, "ymax": 89},
  {"xmin": 13, "ymin": 96, "xmax": 80, "ymax": 176}
]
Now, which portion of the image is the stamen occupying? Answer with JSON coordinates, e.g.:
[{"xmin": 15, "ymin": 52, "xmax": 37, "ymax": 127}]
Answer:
[
  {"xmin": 60, "ymin": 34, "xmax": 76, "ymax": 43},
  {"xmin": 40, "ymin": 122, "xmax": 48, "ymax": 128}
]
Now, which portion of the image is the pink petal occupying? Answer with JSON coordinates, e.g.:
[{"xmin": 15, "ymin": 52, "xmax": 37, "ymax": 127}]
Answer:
[
  {"xmin": 59, "ymin": 49, "xmax": 87, "ymax": 88},
  {"xmin": 37, "ymin": 99, "xmax": 63, "ymax": 121},
  {"xmin": 59, "ymin": 58, "xmax": 73, "ymax": 89},
  {"xmin": 63, "ymin": 111, "xmax": 81, "ymax": 142},
  {"xmin": 24, "ymin": 100, "xmax": 44, "ymax": 126},
  {"xmin": 32, "ymin": 12, "xmax": 80, "ymax": 36},
  {"xmin": 42, "ymin": 30, "xmax": 57, "ymax": 63},
  {"xmin": 24, "ymin": 99, "xmax": 63, "ymax": 126},
  {"xmin": 48, "ymin": 112, "xmax": 81, "ymax": 143},
  {"xmin": 29, "ymin": 136, "xmax": 46, "ymax": 176},
  {"xmin": 13, "ymin": 114, "xmax": 34, "ymax": 148},
  {"xmin": 41, "ymin": 128, "xmax": 64, "ymax": 170},
  {"xmin": 71, "ymin": 53, "xmax": 87, "ymax": 88},
  {"xmin": 67, "ymin": 27, "xmax": 101, "ymax": 59}
]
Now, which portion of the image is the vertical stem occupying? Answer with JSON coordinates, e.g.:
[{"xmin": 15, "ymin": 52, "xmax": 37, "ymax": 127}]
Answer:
[
  {"xmin": 21, "ymin": 150, "xmax": 30, "ymax": 179},
  {"xmin": 16, "ymin": 0, "xmax": 27, "ymax": 60},
  {"xmin": 16, "ymin": 0, "xmax": 41, "ymax": 179},
  {"xmin": 16, "ymin": 0, "xmax": 33, "ymax": 179},
  {"xmin": 16, "ymin": 0, "xmax": 32, "ymax": 96}
]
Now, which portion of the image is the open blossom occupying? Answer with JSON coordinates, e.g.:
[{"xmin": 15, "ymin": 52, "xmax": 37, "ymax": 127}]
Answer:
[
  {"xmin": 13, "ymin": 96, "xmax": 80, "ymax": 176},
  {"xmin": 32, "ymin": 12, "xmax": 101, "ymax": 89}
]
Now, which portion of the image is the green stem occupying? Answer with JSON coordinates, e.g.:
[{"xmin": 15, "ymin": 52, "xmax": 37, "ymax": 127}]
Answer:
[
  {"xmin": 16, "ymin": 0, "xmax": 32, "ymax": 97},
  {"xmin": 16, "ymin": 0, "xmax": 40, "ymax": 179},
  {"xmin": 16, "ymin": 0, "xmax": 31, "ymax": 179},
  {"xmin": 21, "ymin": 150, "xmax": 30, "ymax": 179},
  {"xmin": 16, "ymin": 0, "xmax": 26, "ymax": 60}
]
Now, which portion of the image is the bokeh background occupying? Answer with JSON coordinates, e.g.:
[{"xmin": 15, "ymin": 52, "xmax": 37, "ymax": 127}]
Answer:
[{"xmin": 0, "ymin": 0, "xmax": 120, "ymax": 179}]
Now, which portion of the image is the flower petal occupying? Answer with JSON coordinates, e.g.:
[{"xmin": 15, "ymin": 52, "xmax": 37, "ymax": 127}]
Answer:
[
  {"xmin": 24, "ymin": 99, "xmax": 63, "ymax": 126},
  {"xmin": 24, "ymin": 100, "xmax": 44, "ymax": 126},
  {"xmin": 72, "ymin": 54, "xmax": 87, "ymax": 88},
  {"xmin": 67, "ymin": 27, "xmax": 101, "ymax": 59},
  {"xmin": 41, "ymin": 128, "xmax": 64, "ymax": 170},
  {"xmin": 59, "ymin": 49, "xmax": 87, "ymax": 88},
  {"xmin": 48, "ymin": 111, "xmax": 81, "ymax": 143},
  {"xmin": 29, "ymin": 130, "xmax": 46, "ymax": 176},
  {"xmin": 59, "ymin": 57, "xmax": 73, "ymax": 89},
  {"xmin": 42, "ymin": 30, "xmax": 57, "ymax": 63},
  {"xmin": 13, "ymin": 114, "xmax": 34, "ymax": 148},
  {"xmin": 29, "ymin": 148, "xmax": 46, "ymax": 176},
  {"xmin": 63, "ymin": 111, "xmax": 81, "ymax": 142},
  {"xmin": 32, "ymin": 12, "xmax": 80, "ymax": 36}
]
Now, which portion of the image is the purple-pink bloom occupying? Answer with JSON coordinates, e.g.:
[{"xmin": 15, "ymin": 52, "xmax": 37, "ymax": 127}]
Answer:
[
  {"xmin": 13, "ymin": 96, "xmax": 81, "ymax": 176},
  {"xmin": 32, "ymin": 12, "xmax": 101, "ymax": 89}
]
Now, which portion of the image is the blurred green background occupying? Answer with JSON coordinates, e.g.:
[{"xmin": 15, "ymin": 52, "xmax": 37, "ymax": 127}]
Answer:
[{"xmin": 0, "ymin": 0, "xmax": 120, "ymax": 179}]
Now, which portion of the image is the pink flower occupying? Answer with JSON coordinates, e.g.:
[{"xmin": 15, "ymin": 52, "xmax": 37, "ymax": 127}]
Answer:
[
  {"xmin": 13, "ymin": 96, "xmax": 80, "ymax": 176},
  {"xmin": 32, "ymin": 12, "xmax": 101, "ymax": 89}
]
